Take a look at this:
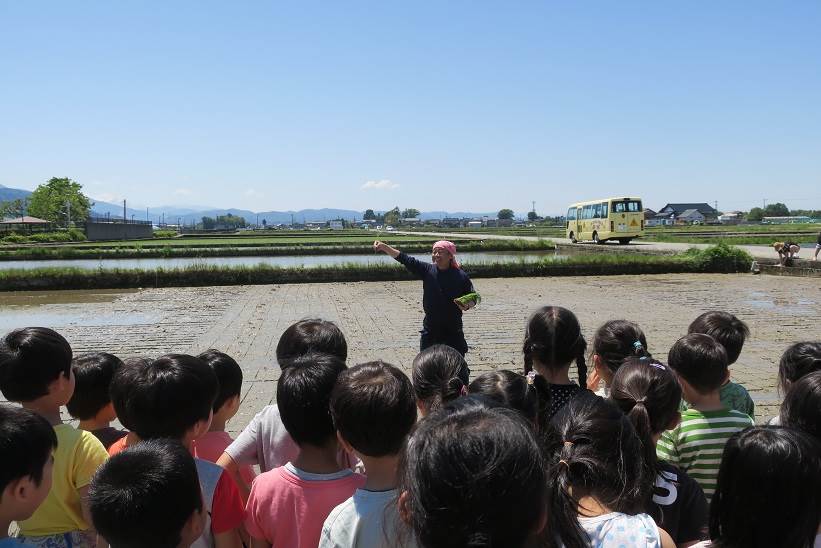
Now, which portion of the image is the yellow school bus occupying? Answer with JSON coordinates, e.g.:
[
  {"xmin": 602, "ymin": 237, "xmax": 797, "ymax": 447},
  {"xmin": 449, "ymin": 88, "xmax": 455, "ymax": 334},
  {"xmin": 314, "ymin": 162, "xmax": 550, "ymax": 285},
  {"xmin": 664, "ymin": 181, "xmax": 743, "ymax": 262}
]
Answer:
[{"xmin": 566, "ymin": 197, "xmax": 644, "ymax": 244}]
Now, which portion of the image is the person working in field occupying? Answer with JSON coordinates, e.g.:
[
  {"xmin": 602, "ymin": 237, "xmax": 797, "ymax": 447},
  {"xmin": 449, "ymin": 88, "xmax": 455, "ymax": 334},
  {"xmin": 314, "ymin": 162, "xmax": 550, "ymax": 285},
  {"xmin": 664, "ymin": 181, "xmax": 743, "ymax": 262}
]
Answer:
[
  {"xmin": 773, "ymin": 241, "xmax": 800, "ymax": 266},
  {"xmin": 374, "ymin": 240, "xmax": 479, "ymax": 357}
]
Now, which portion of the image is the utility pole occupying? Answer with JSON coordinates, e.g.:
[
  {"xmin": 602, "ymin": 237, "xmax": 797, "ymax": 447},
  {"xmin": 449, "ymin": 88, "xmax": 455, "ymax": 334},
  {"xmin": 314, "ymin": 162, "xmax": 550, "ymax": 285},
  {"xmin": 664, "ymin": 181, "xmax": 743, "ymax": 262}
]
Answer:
[
  {"xmin": 65, "ymin": 200, "xmax": 71, "ymax": 228},
  {"xmin": 532, "ymin": 200, "xmax": 536, "ymax": 213},
  {"xmin": 123, "ymin": 200, "xmax": 127, "ymax": 222},
  {"xmin": 147, "ymin": 207, "xmax": 150, "ymax": 223}
]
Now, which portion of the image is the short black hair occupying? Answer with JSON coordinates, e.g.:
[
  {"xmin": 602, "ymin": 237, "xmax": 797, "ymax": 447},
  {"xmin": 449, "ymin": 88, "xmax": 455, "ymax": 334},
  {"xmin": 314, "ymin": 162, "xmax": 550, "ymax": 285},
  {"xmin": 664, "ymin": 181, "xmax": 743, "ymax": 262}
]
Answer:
[
  {"xmin": 330, "ymin": 361, "xmax": 416, "ymax": 457},
  {"xmin": 66, "ymin": 353, "xmax": 124, "ymax": 420},
  {"xmin": 277, "ymin": 353, "xmax": 347, "ymax": 447},
  {"xmin": 89, "ymin": 438, "xmax": 203, "ymax": 548},
  {"xmin": 688, "ymin": 311, "xmax": 750, "ymax": 365},
  {"xmin": 197, "ymin": 350, "xmax": 243, "ymax": 412},
  {"xmin": 777, "ymin": 341, "xmax": 821, "ymax": 393},
  {"xmin": 0, "ymin": 404, "xmax": 57, "ymax": 496},
  {"xmin": 109, "ymin": 354, "xmax": 218, "ymax": 440},
  {"xmin": 0, "ymin": 327, "xmax": 72, "ymax": 402},
  {"xmin": 667, "ymin": 334, "xmax": 728, "ymax": 394},
  {"xmin": 780, "ymin": 370, "xmax": 821, "ymax": 442},
  {"xmin": 276, "ymin": 318, "xmax": 348, "ymax": 367}
]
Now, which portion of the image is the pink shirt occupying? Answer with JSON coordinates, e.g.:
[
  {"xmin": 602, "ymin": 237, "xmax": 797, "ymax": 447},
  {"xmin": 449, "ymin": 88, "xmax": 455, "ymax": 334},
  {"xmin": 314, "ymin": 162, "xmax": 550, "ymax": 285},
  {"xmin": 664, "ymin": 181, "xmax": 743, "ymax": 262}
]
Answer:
[
  {"xmin": 195, "ymin": 431, "xmax": 256, "ymax": 487},
  {"xmin": 245, "ymin": 463, "xmax": 366, "ymax": 548}
]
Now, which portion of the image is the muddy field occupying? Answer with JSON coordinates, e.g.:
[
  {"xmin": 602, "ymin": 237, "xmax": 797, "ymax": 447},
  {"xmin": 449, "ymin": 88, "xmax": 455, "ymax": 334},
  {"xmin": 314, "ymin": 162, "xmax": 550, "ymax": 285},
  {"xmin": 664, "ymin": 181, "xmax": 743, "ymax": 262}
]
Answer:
[{"xmin": 2, "ymin": 273, "xmax": 819, "ymax": 430}]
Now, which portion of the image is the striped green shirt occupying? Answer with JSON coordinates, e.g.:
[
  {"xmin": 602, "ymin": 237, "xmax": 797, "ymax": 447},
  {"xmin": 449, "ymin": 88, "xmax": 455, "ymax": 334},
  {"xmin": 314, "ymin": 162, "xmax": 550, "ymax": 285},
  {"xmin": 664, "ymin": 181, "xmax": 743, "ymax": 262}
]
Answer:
[{"xmin": 656, "ymin": 408, "xmax": 753, "ymax": 502}]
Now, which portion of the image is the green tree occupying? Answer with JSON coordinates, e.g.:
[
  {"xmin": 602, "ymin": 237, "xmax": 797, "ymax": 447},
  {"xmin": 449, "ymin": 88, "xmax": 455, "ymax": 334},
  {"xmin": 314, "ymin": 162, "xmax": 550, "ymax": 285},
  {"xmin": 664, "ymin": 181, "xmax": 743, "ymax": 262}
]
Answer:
[
  {"xmin": 763, "ymin": 202, "xmax": 790, "ymax": 217},
  {"xmin": 201, "ymin": 216, "xmax": 216, "ymax": 229},
  {"xmin": 746, "ymin": 208, "xmax": 764, "ymax": 221},
  {"xmin": 216, "ymin": 214, "xmax": 246, "ymax": 228},
  {"xmin": 27, "ymin": 177, "xmax": 91, "ymax": 226},
  {"xmin": 527, "ymin": 211, "xmax": 539, "ymax": 222},
  {"xmin": 401, "ymin": 208, "xmax": 420, "ymax": 219},
  {"xmin": 363, "ymin": 209, "xmax": 376, "ymax": 220},
  {"xmin": 498, "ymin": 208, "xmax": 515, "ymax": 220}
]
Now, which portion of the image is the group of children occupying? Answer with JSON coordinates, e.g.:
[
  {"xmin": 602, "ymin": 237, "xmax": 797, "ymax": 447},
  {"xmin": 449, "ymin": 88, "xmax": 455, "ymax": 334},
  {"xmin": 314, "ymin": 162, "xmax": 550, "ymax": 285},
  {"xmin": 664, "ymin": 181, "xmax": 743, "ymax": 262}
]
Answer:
[{"xmin": 1, "ymin": 309, "xmax": 820, "ymax": 548}]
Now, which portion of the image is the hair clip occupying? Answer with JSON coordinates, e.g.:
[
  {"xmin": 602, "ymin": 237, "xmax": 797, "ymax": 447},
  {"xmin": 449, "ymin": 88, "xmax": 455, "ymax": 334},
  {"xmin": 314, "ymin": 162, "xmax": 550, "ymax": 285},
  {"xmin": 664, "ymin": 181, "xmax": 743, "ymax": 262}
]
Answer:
[
  {"xmin": 650, "ymin": 362, "xmax": 666, "ymax": 370},
  {"xmin": 460, "ymin": 385, "xmax": 468, "ymax": 397},
  {"xmin": 558, "ymin": 459, "xmax": 570, "ymax": 468},
  {"xmin": 526, "ymin": 371, "xmax": 537, "ymax": 385},
  {"xmin": 639, "ymin": 356, "xmax": 649, "ymax": 361},
  {"xmin": 633, "ymin": 341, "xmax": 643, "ymax": 350},
  {"xmin": 563, "ymin": 440, "xmax": 573, "ymax": 447}
]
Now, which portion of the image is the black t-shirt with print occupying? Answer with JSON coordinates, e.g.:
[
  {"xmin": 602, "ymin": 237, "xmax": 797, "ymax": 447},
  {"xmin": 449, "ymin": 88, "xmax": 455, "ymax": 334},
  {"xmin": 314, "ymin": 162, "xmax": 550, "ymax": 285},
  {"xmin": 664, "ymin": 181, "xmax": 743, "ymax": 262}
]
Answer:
[
  {"xmin": 652, "ymin": 462, "xmax": 709, "ymax": 544},
  {"xmin": 547, "ymin": 382, "xmax": 584, "ymax": 419}
]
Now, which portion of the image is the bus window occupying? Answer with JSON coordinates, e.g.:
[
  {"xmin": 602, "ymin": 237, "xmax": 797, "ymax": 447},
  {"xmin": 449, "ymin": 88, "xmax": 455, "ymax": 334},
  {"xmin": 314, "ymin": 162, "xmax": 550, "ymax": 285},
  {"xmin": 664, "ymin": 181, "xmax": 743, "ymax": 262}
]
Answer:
[
  {"xmin": 592, "ymin": 203, "xmax": 601, "ymax": 218},
  {"xmin": 614, "ymin": 201, "xmax": 641, "ymax": 213},
  {"xmin": 567, "ymin": 208, "xmax": 576, "ymax": 220},
  {"xmin": 601, "ymin": 202, "xmax": 608, "ymax": 218},
  {"xmin": 583, "ymin": 205, "xmax": 593, "ymax": 219}
]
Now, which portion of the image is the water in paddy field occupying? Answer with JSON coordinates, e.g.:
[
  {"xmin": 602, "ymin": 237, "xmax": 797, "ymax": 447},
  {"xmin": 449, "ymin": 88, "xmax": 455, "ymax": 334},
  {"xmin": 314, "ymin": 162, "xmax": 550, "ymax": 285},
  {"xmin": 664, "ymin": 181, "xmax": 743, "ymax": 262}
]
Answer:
[{"xmin": 0, "ymin": 251, "xmax": 561, "ymax": 271}]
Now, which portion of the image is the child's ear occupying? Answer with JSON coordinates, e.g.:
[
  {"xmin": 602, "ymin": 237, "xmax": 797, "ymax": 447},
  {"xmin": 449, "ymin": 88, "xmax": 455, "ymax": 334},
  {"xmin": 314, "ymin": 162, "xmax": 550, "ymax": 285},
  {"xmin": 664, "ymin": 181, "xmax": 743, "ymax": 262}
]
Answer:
[
  {"xmin": 188, "ymin": 410, "xmax": 213, "ymax": 441},
  {"xmin": 180, "ymin": 500, "xmax": 206, "ymax": 546},
  {"xmin": 398, "ymin": 490, "xmax": 412, "ymax": 524}
]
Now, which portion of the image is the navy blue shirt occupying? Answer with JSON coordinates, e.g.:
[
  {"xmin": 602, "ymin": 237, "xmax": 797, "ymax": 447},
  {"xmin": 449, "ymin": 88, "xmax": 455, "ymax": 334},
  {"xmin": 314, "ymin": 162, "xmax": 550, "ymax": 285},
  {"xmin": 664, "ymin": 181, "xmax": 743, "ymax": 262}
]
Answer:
[{"xmin": 395, "ymin": 252, "xmax": 474, "ymax": 332}]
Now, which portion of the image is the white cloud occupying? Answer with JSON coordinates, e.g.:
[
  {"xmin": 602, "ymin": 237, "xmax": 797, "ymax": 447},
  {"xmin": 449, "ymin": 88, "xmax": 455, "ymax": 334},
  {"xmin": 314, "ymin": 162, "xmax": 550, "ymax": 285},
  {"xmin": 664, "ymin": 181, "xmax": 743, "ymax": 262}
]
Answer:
[
  {"xmin": 174, "ymin": 188, "xmax": 193, "ymax": 196},
  {"xmin": 361, "ymin": 179, "xmax": 399, "ymax": 191},
  {"xmin": 95, "ymin": 192, "xmax": 124, "ymax": 203},
  {"xmin": 244, "ymin": 188, "xmax": 264, "ymax": 198}
]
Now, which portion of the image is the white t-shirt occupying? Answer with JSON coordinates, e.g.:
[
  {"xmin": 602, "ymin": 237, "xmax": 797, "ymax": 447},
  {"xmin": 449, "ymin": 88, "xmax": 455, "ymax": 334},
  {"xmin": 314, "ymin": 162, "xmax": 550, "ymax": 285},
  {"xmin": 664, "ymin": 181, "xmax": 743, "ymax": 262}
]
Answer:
[
  {"xmin": 578, "ymin": 512, "xmax": 661, "ymax": 547},
  {"xmin": 318, "ymin": 488, "xmax": 414, "ymax": 548},
  {"xmin": 225, "ymin": 404, "xmax": 358, "ymax": 473}
]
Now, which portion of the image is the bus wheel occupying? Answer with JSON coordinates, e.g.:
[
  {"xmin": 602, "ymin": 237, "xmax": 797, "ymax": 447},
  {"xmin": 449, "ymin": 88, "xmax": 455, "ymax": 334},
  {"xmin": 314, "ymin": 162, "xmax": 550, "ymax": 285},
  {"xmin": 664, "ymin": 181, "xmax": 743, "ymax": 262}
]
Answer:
[
  {"xmin": 592, "ymin": 231, "xmax": 603, "ymax": 244},
  {"xmin": 569, "ymin": 232, "xmax": 577, "ymax": 243},
  {"xmin": 618, "ymin": 238, "xmax": 631, "ymax": 245}
]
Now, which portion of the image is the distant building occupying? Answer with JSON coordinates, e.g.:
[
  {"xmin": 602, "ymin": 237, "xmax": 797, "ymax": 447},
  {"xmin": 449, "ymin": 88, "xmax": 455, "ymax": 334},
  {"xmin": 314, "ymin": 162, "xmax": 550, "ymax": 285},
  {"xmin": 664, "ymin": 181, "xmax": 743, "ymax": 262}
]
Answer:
[
  {"xmin": 399, "ymin": 217, "xmax": 421, "ymax": 226},
  {"xmin": 467, "ymin": 220, "xmax": 483, "ymax": 228},
  {"xmin": 329, "ymin": 220, "xmax": 344, "ymax": 230},
  {"xmin": 718, "ymin": 211, "xmax": 743, "ymax": 224},
  {"xmin": 762, "ymin": 216, "xmax": 812, "ymax": 224},
  {"xmin": 442, "ymin": 217, "xmax": 462, "ymax": 228},
  {"xmin": 675, "ymin": 209, "xmax": 706, "ymax": 225},
  {"xmin": 0, "ymin": 215, "xmax": 52, "ymax": 233}
]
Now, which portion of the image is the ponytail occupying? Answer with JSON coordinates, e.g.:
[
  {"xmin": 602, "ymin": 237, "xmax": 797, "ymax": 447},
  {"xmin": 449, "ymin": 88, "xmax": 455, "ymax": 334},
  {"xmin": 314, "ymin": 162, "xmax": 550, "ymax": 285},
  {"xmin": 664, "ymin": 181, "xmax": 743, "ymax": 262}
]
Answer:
[
  {"xmin": 575, "ymin": 344, "xmax": 587, "ymax": 389},
  {"xmin": 626, "ymin": 399, "xmax": 658, "ymax": 481},
  {"xmin": 530, "ymin": 373, "xmax": 552, "ymax": 432},
  {"xmin": 522, "ymin": 306, "xmax": 588, "ymax": 387},
  {"xmin": 412, "ymin": 345, "xmax": 469, "ymax": 414}
]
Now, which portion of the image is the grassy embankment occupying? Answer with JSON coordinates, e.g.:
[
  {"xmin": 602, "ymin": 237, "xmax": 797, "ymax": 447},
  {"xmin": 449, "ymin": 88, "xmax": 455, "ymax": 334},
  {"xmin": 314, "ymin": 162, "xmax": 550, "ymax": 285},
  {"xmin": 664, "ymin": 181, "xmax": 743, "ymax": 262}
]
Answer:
[{"xmin": 0, "ymin": 244, "xmax": 752, "ymax": 291}]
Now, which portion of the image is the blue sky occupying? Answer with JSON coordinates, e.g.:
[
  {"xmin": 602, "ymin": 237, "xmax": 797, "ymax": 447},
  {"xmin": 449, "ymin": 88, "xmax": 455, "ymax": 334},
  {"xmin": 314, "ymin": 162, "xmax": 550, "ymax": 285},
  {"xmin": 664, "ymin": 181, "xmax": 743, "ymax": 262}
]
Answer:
[{"xmin": 1, "ymin": 1, "xmax": 819, "ymax": 214}]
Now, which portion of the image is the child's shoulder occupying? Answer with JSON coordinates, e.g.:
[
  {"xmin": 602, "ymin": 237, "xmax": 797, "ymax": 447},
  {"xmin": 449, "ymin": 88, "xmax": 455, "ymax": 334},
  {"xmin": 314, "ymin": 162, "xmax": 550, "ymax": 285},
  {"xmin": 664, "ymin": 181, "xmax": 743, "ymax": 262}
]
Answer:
[{"xmin": 55, "ymin": 424, "xmax": 106, "ymax": 456}]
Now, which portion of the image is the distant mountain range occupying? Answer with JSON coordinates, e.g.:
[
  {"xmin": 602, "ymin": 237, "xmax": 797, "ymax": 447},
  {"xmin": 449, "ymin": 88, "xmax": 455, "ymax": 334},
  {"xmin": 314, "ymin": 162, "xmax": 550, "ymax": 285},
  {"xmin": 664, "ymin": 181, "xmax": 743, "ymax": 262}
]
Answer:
[{"xmin": 0, "ymin": 184, "xmax": 514, "ymax": 224}]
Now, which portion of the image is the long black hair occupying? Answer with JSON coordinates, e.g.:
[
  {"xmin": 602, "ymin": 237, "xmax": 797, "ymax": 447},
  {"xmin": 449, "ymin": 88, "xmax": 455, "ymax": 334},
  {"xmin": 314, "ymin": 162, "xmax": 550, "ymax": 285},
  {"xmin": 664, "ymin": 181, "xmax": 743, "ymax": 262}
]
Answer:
[
  {"xmin": 709, "ymin": 426, "xmax": 821, "ymax": 548},
  {"xmin": 608, "ymin": 358, "xmax": 682, "ymax": 509},
  {"xmin": 545, "ymin": 393, "xmax": 650, "ymax": 548},
  {"xmin": 592, "ymin": 319, "xmax": 650, "ymax": 377},
  {"xmin": 398, "ymin": 404, "xmax": 548, "ymax": 547},
  {"xmin": 411, "ymin": 345, "xmax": 469, "ymax": 415},
  {"xmin": 523, "ymin": 306, "xmax": 587, "ymax": 387}
]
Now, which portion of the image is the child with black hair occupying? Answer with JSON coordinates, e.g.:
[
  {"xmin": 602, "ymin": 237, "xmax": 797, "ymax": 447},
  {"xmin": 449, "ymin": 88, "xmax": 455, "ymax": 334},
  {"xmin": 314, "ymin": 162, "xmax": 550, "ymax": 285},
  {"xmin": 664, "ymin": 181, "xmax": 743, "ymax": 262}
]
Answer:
[
  {"xmin": 610, "ymin": 359, "xmax": 708, "ymax": 546},
  {"xmin": 468, "ymin": 369, "xmax": 543, "ymax": 431},
  {"xmin": 0, "ymin": 405, "xmax": 57, "ymax": 547},
  {"xmin": 777, "ymin": 341, "xmax": 821, "ymax": 395},
  {"xmin": 694, "ymin": 426, "xmax": 821, "ymax": 548},
  {"xmin": 656, "ymin": 334, "xmax": 753, "ymax": 502},
  {"xmin": 245, "ymin": 353, "xmax": 364, "ymax": 548},
  {"xmin": 687, "ymin": 311, "xmax": 755, "ymax": 419},
  {"xmin": 194, "ymin": 350, "xmax": 255, "ymax": 495},
  {"xmin": 0, "ymin": 327, "xmax": 108, "ymax": 548},
  {"xmin": 587, "ymin": 319, "xmax": 650, "ymax": 396},
  {"xmin": 320, "ymin": 361, "xmax": 417, "ymax": 548},
  {"xmin": 108, "ymin": 354, "xmax": 244, "ymax": 548},
  {"xmin": 218, "ymin": 319, "xmax": 352, "ymax": 487},
  {"xmin": 522, "ymin": 305, "xmax": 589, "ymax": 420},
  {"xmin": 397, "ymin": 404, "xmax": 548, "ymax": 547},
  {"xmin": 66, "ymin": 352, "xmax": 127, "ymax": 449},
  {"xmin": 545, "ymin": 393, "xmax": 676, "ymax": 548},
  {"xmin": 779, "ymin": 370, "xmax": 821, "ymax": 442},
  {"xmin": 411, "ymin": 344, "xmax": 469, "ymax": 417},
  {"xmin": 88, "ymin": 438, "xmax": 206, "ymax": 548}
]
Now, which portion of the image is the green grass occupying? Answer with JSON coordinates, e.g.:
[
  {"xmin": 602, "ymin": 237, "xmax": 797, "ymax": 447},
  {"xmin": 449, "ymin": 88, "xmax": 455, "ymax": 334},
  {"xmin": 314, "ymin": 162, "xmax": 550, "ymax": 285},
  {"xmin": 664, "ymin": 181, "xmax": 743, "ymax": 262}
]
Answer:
[{"xmin": 0, "ymin": 244, "xmax": 753, "ymax": 291}]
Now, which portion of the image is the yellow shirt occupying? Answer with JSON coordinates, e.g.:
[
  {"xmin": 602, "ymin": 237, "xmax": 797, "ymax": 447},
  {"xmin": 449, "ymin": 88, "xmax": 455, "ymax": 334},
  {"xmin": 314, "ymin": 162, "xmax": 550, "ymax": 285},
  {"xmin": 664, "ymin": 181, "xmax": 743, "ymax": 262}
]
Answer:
[{"xmin": 19, "ymin": 424, "xmax": 108, "ymax": 536}]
